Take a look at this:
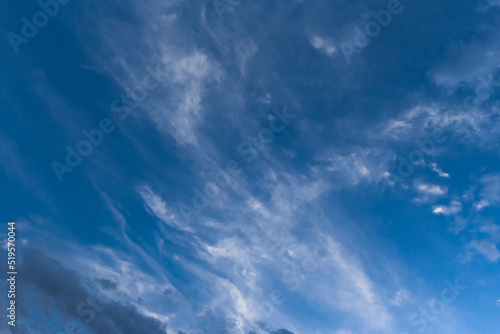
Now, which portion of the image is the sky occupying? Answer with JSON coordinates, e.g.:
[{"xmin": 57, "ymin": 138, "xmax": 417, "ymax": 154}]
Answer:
[{"xmin": 1, "ymin": 0, "xmax": 500, "ymax": 333}]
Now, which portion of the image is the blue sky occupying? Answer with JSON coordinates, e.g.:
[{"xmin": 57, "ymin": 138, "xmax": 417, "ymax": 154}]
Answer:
[{"xmin": 1, "ymin": 0, "xmax": 500, "ymax": 333}]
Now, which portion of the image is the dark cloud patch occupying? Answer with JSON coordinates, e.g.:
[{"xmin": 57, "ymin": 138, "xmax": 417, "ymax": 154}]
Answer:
[
  {"xmin": 96, "ymin": 278, "xmax": 117, "ymax": 290},
  {"xmin": 18, "ymin": 249, "xmax": 165, "ymax": 334}
]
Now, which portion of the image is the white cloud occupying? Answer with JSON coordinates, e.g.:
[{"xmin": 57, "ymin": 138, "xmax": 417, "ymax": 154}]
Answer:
[
  {"xmin": 373, "ymin": 103, "xmax": 500, "ymax": 150},
  {"xmin": 147, "ymin": 49, "xmax": 223, "ymax": 145},
  {"xmin": 137, "ymin": 185, "xmax": 188, "ymax": 231},
  {"xmin": 322, "ymin": 148, "xmax": 394, "ymax": 187},
  {"xmin": 310, "ymin": 35, "xmax": 337, "ymax": 56},
  {"xmin": 432, "ymin": 201, "xmax": 462, "ymax": 216},
  {"xmin": 138, "ymin": 185, "xmax": 169, "ymax": 220},
  {"xmin": 429, "ymin": 162, "xmax": 450, "ymax": 178},
  {"xmin": 415, "ymin": 181, "xmax": 447, "ymax": 196},
  {"xmin": 475, "ymin": 199, "xmax": 490, "ymax": 211},
  {"xmin": 308, "ymin": 237, "xmax": 393, "ymax": 330},
  {"xmin": 79, "ymin": 0, "xmax": 224, "ymax": 147}
]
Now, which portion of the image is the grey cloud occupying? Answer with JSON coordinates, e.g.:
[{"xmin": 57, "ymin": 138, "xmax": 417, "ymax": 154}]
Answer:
[{"xmin": 18, "ymin": 249, "xmax": 165, "ymax": 334}]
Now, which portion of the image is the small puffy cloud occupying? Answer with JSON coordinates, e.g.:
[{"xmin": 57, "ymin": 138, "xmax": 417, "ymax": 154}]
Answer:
[
  {"xmin": 432, "ymin": 201, "xmax": 462, "ymax": 216},
  {"xmin": 413, "ymin": 180, "xmax": 448, "ymax": 204},
  {"xmin": 414, "ymin": 181, "xmax": 448, "ymax": 196},
  {"xmin": 310, "ymin": 35, "xmax": 324, "ymax": 49},
  {"xmin": 429, "ymin": 163, "xmax": 450, "ymax": 178},
  {"xmin": 309, "ymin": 35, "xmax": 336, "ymax": 56},
  {"xmin": 475, "ymin": 199, "xmax": 490, "ymax": 211}
]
